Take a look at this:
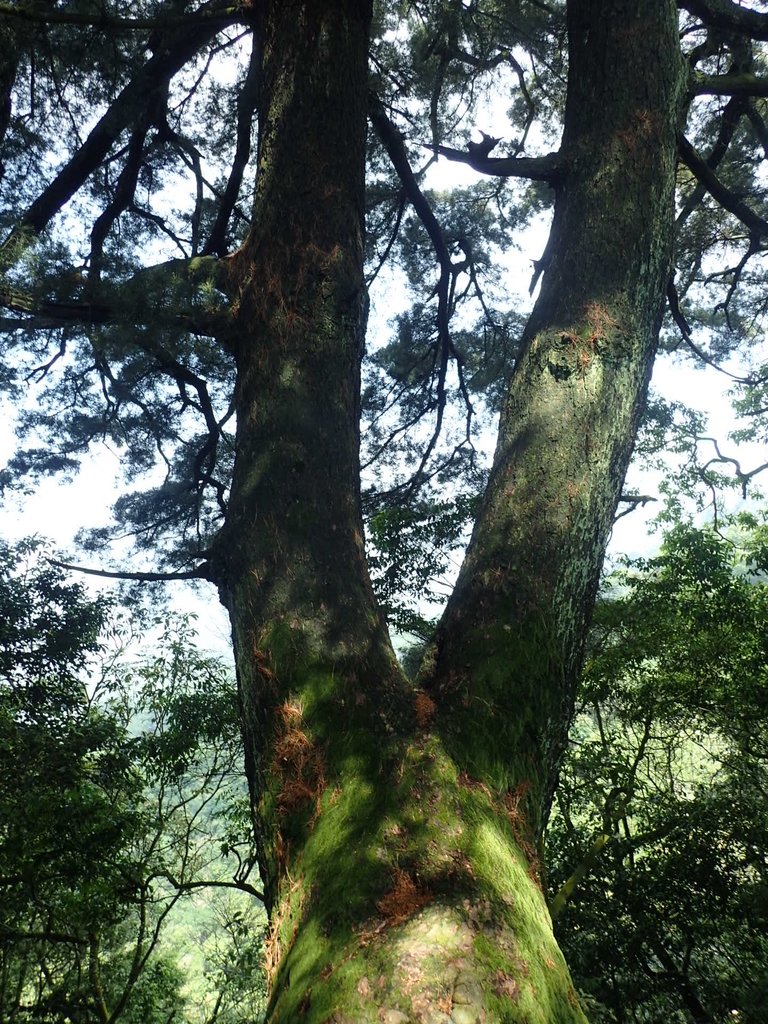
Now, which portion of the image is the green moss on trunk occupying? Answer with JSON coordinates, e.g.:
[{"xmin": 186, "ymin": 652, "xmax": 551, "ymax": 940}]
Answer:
[
  {"xmin": 432, "ymin": 0, "xmax": 687, "ymax": 828},
  {"xmin": 263, "ymin": 725, "xmax": 586, "ymax": 1024}
]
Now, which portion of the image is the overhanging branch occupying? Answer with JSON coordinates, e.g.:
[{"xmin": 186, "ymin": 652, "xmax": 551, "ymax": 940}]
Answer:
[
  {"xmin": 675, "ymin": 94, "xmax": 747, "ymax": 231},
  {"xmin": 697, "ymin": 436, "xmax": 768, "ymax": 497},
  {"xmin": 679, "ymin": 0, "xmax": 768, "ymax": 42},
  {"xmin": 48, "ymin": 559, "xmax": 213, "ymax": 582},
  {"xmin": 677, "ymin": 134, "xmax": 768, "ymax": 240}
]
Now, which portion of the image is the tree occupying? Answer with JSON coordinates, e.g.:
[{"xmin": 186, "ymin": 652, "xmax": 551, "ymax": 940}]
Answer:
[
  {"xmin": 2, "ymin": 1, "xmax": 768, "ymax": 1019},
  {"xmin": 548, "ymin": 520, "xmax": 768, "ymax": 1023},
  {"xmin": 0, "ymin": 541, "xmax": 266, "ymax": 1024}
]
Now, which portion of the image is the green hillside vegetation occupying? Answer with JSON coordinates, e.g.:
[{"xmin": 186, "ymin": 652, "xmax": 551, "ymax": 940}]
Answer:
[
  {"xmin": 549, "ymin": 519, "xmax": 768, "ymax": 1023},
  {"xmin": 0, "ymin": 539, "xmax": 266, "ymax": 1024}
]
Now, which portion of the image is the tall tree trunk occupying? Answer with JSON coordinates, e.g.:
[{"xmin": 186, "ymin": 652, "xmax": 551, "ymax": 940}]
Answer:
[
  {"xmin": 215, "ymin": 0, "xmax": 402, "ymax": 911},
  {"xmin": 433, "ymin": 0, "xmax": 686, "ymax": 838},
  {"xmin": 213, "ymin": 1, "xmax": 685, "ymax": 1021}
]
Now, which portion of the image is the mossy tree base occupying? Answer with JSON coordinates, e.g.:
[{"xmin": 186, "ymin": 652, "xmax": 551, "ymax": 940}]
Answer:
[{"xmin": 262, "ymin": 722, "xmax": 586, "ymax": 1024}]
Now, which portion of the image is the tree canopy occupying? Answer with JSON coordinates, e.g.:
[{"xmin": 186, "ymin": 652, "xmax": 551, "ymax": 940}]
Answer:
[{"xmin": 0, "ymin": 0, "xmax": 766, "ymax": 561}]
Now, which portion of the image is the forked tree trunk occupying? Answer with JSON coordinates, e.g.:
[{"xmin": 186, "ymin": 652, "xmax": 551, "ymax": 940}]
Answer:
[{"xmin": 213, "ymin": 1, "xmax": 685, "ymax": 1021}]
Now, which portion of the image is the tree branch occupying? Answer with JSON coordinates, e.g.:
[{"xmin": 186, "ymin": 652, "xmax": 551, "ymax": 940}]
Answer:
[
  {"xmin": 666, "ymin": 276, "xmax": 764, "ymax": 385},
  {"xmin": 692, "ymin": 71, "xmax": 768, "ymax": 97},
  {"xmin": 204, "ymin": 31, "xmax": 260, "ymax": 255},
  {"xmin": 432, "ymin": 144, "xmax": 562, "ymax": 181},
  {"xmin": 160, "ymin": 873, "xmax": 264, "ymax": 902},
  {"xmin": 676, "ymin": 94, "xmax": 747, "ymax": 231},
  {"xmin": 369, "ymin": 93, "xmax": 471, "ymax": 486},
  {"xmin": 548, "ymin": 832, "xmax": 612, "ymax": 921},
  {"xmin": 0, "ymin": 1, "xmax": 243, "ymax": 33},
  {"xmin": 614, "ymin": 494, "xmax": 657, "ymax": 522},
  {"xmin": 48, "ymin": 559, "xmax": 213, "ymax": 582},
  {"xmin": 697, "ymin": 436, "xmax": 768, "ymax": 497},
  {"xmin": 0, "ymin": 0, "xmax": 234, "ymax": 267},
  {"xmin": 0, "ymin": 255, "xmax": 232, "ymax": 336},
  {"xmin": 679, "ymin": 0, "xmax": 768, "ymax": 42},
  {"xmin": 0, "ymin": 926, "xmax": 86, "ymax": 946},
  {"xmin": 677, "ymin": 134, "xmax": 768, "ymax": 240}
]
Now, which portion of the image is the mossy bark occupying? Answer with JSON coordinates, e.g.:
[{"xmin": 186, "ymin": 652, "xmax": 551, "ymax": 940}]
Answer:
[
  {"xmin": 214, "ymin": 0, "xmax": 404, "ymax": 913},
  {"xmin": 212, "ymin": 1, "xmax": 685, "ymax": 1021},
  {"xmin": 432, "ymin": 0, "xmax": 686, "ymax": 837}
]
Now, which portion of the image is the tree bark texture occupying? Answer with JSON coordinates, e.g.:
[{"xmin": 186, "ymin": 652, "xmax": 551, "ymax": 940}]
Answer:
[
  {"xmin": 213, "ymin": 1, "xmax": 686, "ymax": 1021},
  {"xmin": 433, "ymin": 0, "xmax": 686, "ymax": 838}
]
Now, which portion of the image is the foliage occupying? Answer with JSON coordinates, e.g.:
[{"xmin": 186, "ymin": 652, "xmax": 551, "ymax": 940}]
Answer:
[
  {"xmin": 549, "ymin": 519, "xmax": 768, "ymax": 1024},
  {"xmin": 0, "ymin": 541, "xmax": 266, "ymax": 1024},
  {"xmin": 367, "ymin": 491, "xmax": 479, "ymax": 637}
]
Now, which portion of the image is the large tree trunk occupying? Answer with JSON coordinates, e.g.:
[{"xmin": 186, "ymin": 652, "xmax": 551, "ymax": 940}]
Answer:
[
  {"xmin": 433, "ymin": 0, "xmax": 686, "ymax": 838},
  {"xmin": 213, "ymin": 1, "xmax": 685, "ymax": 1021}
]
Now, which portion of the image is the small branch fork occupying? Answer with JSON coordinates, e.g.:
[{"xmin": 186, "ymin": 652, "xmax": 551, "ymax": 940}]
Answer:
[{"xmin": 696, "ymin": 435, "xmax": 768, "ymax": 498}]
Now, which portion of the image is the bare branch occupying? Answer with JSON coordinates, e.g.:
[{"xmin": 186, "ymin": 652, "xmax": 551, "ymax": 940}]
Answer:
[
  {"xmin": 697, "ymin": 436, "xmax": 768, "ymax": 497},
  {"xmin": 48, "ymin": 559, "xmax": 212, "ymax": 582},
  {"xmin": 159, "ymin": 873, "xmax": 264, "ymax": 902},
  {"xmin": 432, "ymin": 144, "xmax": 562, "ymax": 181},
  {"xmin": 614, "ymin": 494, "xmax": 657, "ymax": 522},
  {"xmin": 676, "ymin": 94, "xmax": 747, "ymax": 231}
]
